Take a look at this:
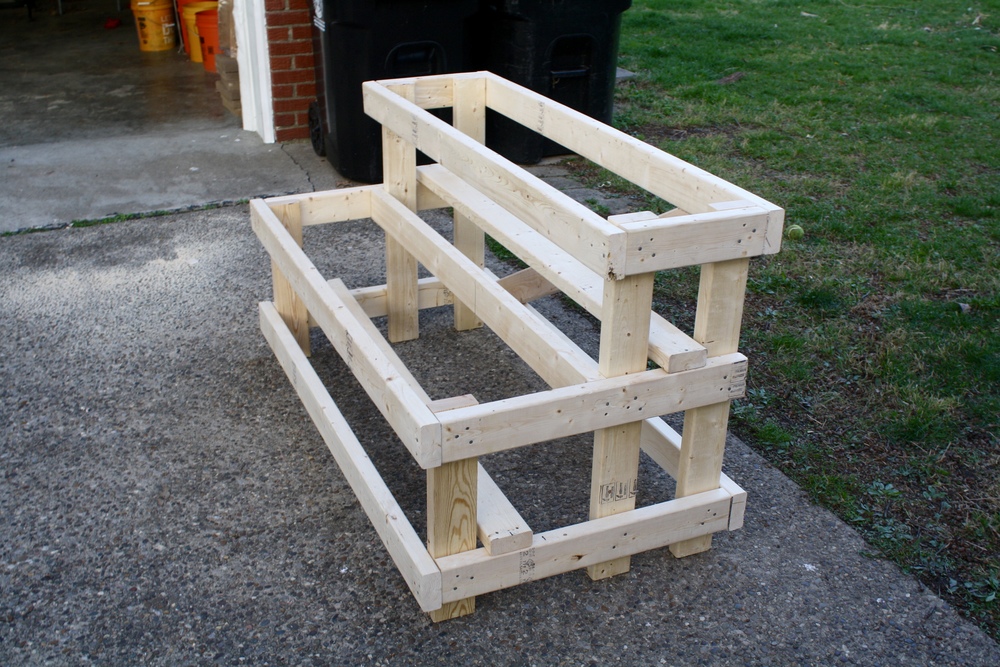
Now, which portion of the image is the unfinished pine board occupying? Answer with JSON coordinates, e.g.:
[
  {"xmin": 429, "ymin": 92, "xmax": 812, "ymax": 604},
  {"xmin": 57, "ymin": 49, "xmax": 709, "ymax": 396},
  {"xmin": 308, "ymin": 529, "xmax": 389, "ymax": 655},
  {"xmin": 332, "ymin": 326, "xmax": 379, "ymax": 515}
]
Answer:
[
  {"xmin": 496, "ymin": 267, "xmax": 561, "ymax": 304},
  {"xmin": 264, "ymin": 185, "xmax": 372, "ymax": 227},
  {"xmin": 370, "ymin": 188, "xmax": 601, "ymax": 390},
  {"xmin": 437, "ymin": 487, "xmax": 734, "ymax": 604},
  {"xmin": 451, "ymin": 75, "xmax": 487, "ymax": 332},
  {"xmin": 364, "ymin": 80, "xmax": 627, "ymax": 280},
  {"xmin": 428, "ymin": 395, "xmax": 533, "ymax": 557},
  {"xmin": 253, "ymin": 72, "xmax": 783, "ymax": 620},
  {"xmin": 417, "ymin": 164, "xmax": 706, "ymax": 373},
  {"xmin": 251, "ymin": 200, "xmax": 441, "ymax": 469},
  {"xmin": 640, "ymin": 417, "xmax": 747, "ymax": 532},
  {"xmin": 259, "ymin": 302, "xmax": 441, "ymax": 612},
  {"xmin": 426, "ymin": 455, "xmax": 477, "ymax": 621},
  {"xmin": 436, "ymin": 354, "xmax": 746, "ymax": 462},
  {"xmin": 475, "ymin": 465, "xmax": 533, "ymax": 556},
  {"xmin": 381, "ymin": 71, "xmax": 486, "ymax": 110},
  {"xmin": 269, "ymin": 201, "xmax": 310, "ymax": 356},
  {"xmin": 671, "ymin": 257, "xmax": 750, "ymax": 559},
  {"xmin": 426, "ymin": 395, "xmax": 478, "ymax": 621},
  {"xmin": 483, "ymin": 72, "xmax": 782, "ymax": 227},
  {"xmin": 382, "ymin": 83, "xmax": 420, "ymax": 343},
  {"xmin": 587, "ymin": 271, "xmax": 655, "ymax": 580},
  {"xmin": 347, "ymin": 277, "xmax": 454, "ymax": 319}
]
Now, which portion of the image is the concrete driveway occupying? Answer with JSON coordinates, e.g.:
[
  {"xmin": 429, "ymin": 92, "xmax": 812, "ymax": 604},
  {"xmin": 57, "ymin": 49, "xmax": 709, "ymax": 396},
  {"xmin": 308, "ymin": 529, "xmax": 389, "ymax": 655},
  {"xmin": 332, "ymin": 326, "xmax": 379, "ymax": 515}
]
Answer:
[{"xmin": 2, "ymin": 206, "xmax": 998, "ymax": 665}]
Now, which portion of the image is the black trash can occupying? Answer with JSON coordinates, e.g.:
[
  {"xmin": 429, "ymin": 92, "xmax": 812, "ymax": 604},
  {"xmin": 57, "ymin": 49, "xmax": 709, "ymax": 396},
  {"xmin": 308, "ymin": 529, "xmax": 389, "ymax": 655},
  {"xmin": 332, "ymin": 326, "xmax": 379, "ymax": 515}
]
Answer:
[
  {"xmin": 473, "ymin": 0, "xmax": 632, "ymax": 164},
  {"xmin": 309, "ymin": 0, "xmax": 480, "ymax": 183}
]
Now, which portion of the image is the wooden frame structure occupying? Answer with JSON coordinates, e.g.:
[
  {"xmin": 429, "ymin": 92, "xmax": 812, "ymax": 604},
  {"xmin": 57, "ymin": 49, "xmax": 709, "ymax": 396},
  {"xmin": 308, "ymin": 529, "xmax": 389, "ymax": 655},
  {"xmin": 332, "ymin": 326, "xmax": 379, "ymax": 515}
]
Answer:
[{"xmin": 251, "ymin": 72, "xmax": 784, "ymax": 620}]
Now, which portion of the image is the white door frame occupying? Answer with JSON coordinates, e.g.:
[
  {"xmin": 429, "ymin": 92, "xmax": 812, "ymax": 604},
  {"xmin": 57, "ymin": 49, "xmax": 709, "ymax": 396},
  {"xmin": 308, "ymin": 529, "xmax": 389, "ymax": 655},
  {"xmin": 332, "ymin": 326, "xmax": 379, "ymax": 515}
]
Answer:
[{"xmin": 233, "ymin": 0, "xmax": 276, "ymax": 143}]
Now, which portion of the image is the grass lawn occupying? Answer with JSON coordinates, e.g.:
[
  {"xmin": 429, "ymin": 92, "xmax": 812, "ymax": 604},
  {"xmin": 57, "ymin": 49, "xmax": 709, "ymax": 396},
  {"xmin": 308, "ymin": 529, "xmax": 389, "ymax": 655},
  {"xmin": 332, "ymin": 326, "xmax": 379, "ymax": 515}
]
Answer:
[{"xmin": 570, "ymin": 0, "xmax": 998, "ymax": 637}]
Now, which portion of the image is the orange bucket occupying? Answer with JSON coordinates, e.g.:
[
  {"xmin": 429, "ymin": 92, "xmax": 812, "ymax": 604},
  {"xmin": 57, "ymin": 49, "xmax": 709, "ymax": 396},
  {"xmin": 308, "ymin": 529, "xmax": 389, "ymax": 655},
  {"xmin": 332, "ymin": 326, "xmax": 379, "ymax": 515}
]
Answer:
[
  {"xmin": 196, "ymin": 9, "xmax": 220, "ymax": 73},
  {"xmin": 131, "ymin": 0, "xmax": 177, "ymax": 52},
  {"xmin": 182, "ymin": 1, "xmax": 217, "ymax": 63},
  {"xmin": 176, "ymin": 0, "xmax": 207, "ymax": 54}
]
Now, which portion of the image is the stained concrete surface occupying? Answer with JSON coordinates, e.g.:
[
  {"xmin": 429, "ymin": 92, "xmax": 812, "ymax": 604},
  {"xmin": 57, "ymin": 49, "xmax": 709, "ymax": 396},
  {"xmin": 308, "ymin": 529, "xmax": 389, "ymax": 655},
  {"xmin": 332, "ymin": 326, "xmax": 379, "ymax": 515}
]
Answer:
[
  {"xmin": 0, "ymin": 0, "xmax": 338, "ymax": 232},
  {"xmin": 2, "ymin": 208, "xmax": 1000, "ymax": 666}
]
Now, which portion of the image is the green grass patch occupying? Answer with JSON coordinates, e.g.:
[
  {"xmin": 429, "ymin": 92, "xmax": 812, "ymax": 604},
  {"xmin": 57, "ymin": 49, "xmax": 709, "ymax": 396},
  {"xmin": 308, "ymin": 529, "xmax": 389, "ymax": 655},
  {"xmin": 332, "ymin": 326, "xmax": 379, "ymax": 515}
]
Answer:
[{"xmin": 572, "ymin": 0, "xmax": 1000, "ymax": 638}]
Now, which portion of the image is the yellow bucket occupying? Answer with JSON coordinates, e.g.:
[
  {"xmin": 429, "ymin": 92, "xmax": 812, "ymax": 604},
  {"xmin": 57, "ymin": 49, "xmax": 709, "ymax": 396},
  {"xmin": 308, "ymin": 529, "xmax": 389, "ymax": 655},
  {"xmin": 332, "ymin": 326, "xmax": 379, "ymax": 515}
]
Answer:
[
  {"xmin": 182, "ymin": 2, "xmax": 218, "ymax": 63},
  {"xmin": 132, "ymin": 0, "xmax": 177, "ymax": 53}
]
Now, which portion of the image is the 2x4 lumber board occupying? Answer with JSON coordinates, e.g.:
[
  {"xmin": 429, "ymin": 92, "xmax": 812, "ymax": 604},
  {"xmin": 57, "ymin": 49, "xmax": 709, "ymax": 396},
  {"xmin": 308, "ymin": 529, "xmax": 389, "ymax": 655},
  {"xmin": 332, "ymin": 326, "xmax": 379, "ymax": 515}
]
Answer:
[
  {"xmin": 639, "ymin": 417, "xmax": 747, "ymax": 532},
  {"xmin": 483, "ymin": 72, "xmax": 782, "ymax": 228},
  {"xmin": 416, "ymin": 164, "xmax": 706, "ymax": 373},
  {"xmin": 264, "ymin": 184, "xmax": 446, "ymax": 225},
  {"xmin": 382, "ymin": 83, "xmax": 420, "ymax": 343},
  {"xmin": 259, "ymin": 302, "xmax": 441, "ymax": 612},
  {"xmin": 476, "ymin": 465, "xmax": 534, "ymax": 556},
  {"xmin": 417, "ymin": 182, "xmax": 450, "ymax": 211},
  {"xmin": 426, "ymin": 456, "xmax": 478, "ymax": 621},
  {"xmin": 329, "ymin": 278, "xmax": 432, "ymax": 403},
  {"xmin": 348, "ymin": 277, "xmax": 454, "ymax": 319},
  {"xmin": 588, "ymin": 272, "xmax": 655, "ymax": 580},
  {"xmin": 379, "ymin": 71, "xmax": 486, "ymax": 110},
  {"xmin": 672, "ymin": 257, "xmax": 750, "ymax": 558},
  {"xmin": 363, "ymin": 80, "xmax": 627, "ymax": 280},
  {"xmin": 647, "ymin": 313, "xmax": 705, "ymax": 373},
  {"xmin": 438, "ymin": 354, "xmax": 748, "ymax": 462},
  {"xmin": 452, "ymin": 75, "xmax": 487, "ymax": 331},
  {"xmin": 427, "ymin": 393, "xmax": 477, "ymax": 622},
  {"xmin": 693, "ymin": 258, "xmax": 751, "ymax": 358},
  {"xmin": 251, "ymin": 200, "xmax": 440, "ymax": 468},
  {"xmin": 417, "ymin": 164, "xmax": 603, "ymax": 312},
  {"xmin": 269, "ymin": 201, "xmax": 311, "ymax": 355},
  {"xmin": 496, "ymin": 267, "xmax": 561, "ymax": 305},
  {"xmin": 619, "ymin": 206, "xmax": 776, "ymax": 274},
  {"xmin": 436, "ymin": 487, "xmax": 734, "ymax": 604},
  {"xmin": 370, "ymin": 187, "xmax": 601, "ymax": 390},
  {"xmin": 265, "ymin": 186, "xmax": 372, "ymax": 227},
  {"xmin": 429, "ymin": 395, "xmax": 533, "ymax": 557}
]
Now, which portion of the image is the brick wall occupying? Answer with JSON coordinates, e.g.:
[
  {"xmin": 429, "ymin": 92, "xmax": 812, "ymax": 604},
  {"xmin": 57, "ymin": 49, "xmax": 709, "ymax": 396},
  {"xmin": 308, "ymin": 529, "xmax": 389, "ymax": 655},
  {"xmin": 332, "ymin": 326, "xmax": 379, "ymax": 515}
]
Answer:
[{"xmin": 264, "ymin": 0, "xmax": 316, "ymax": 141}]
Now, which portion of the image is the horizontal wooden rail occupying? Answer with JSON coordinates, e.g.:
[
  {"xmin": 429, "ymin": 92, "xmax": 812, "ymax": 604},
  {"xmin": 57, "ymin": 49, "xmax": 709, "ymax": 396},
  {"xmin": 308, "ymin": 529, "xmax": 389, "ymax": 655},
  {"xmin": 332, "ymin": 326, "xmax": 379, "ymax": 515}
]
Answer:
[
  {"xmin": 416, "ymin": 165, "xmax": 706, "ymax": 373},
  {"xmin": 437, "ymin": 354, "xmax": 747, "ymax": 461},
  {"xmin": 265, "ymin": 186, "xmax": 372, "ymax": 227},
  {"xmin": 483, "ymin": 72, "xmax": 782, "ymax": 227},
  {"xmin": 348, "ymin": 277, "xmax": 454, "ymax": 318},
  {"xmin": 259, "ymin": 301, "xmax": 442, "ymax": 611},
  {"xmin": 380, "ymin": 71, "xmax": 486, "ymax": 110},
  {"xmin": 619, "ymin": 206, "xmax": 776, "ymax": 274},
  {"xmin": 363, "ymin": 80, "xmax": 627, "ymax": 280},
  {"xmin": 436, "ymin": 487, "xmax": 734, "ymax": 603},
  {"xmin": 251, "ymin": 199, "xmax": 441, "ymax": 468},
  {"xmin": 370, "ymin": 187, "xmax": 602, "ymax": 390}
]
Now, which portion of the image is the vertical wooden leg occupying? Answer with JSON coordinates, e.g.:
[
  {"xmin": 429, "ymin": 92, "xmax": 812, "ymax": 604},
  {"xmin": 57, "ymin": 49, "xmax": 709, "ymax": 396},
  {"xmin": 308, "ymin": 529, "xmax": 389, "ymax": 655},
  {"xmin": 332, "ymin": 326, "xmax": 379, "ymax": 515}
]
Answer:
[
  {"xmin": 451, "ymin": 76, "xmax": 486, "ymax": 332},
  {"xmin": 270, "ymin": 202, "xmax": 310, "ymax": 355},
  {"xmin": 451, "ymin": 214, "xmax": 484, "ymax": 331},
  {"xmin": 381, "ymin": 92, "xmax": 420, "ymax": 343},
  {"xmin": 385, "ymin": 236, "xmax": 419, "ymax": 343},
  {"xmin": 587, "ymin": 272, "xmax": 654, "ymax": 580},
  {"xmin": 670, "ymin": 258, "xmax": 749, "ymax": 558},
  {"xmin": 427, "ymin": 458, "xmax": 478, "ymax": 622}
]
